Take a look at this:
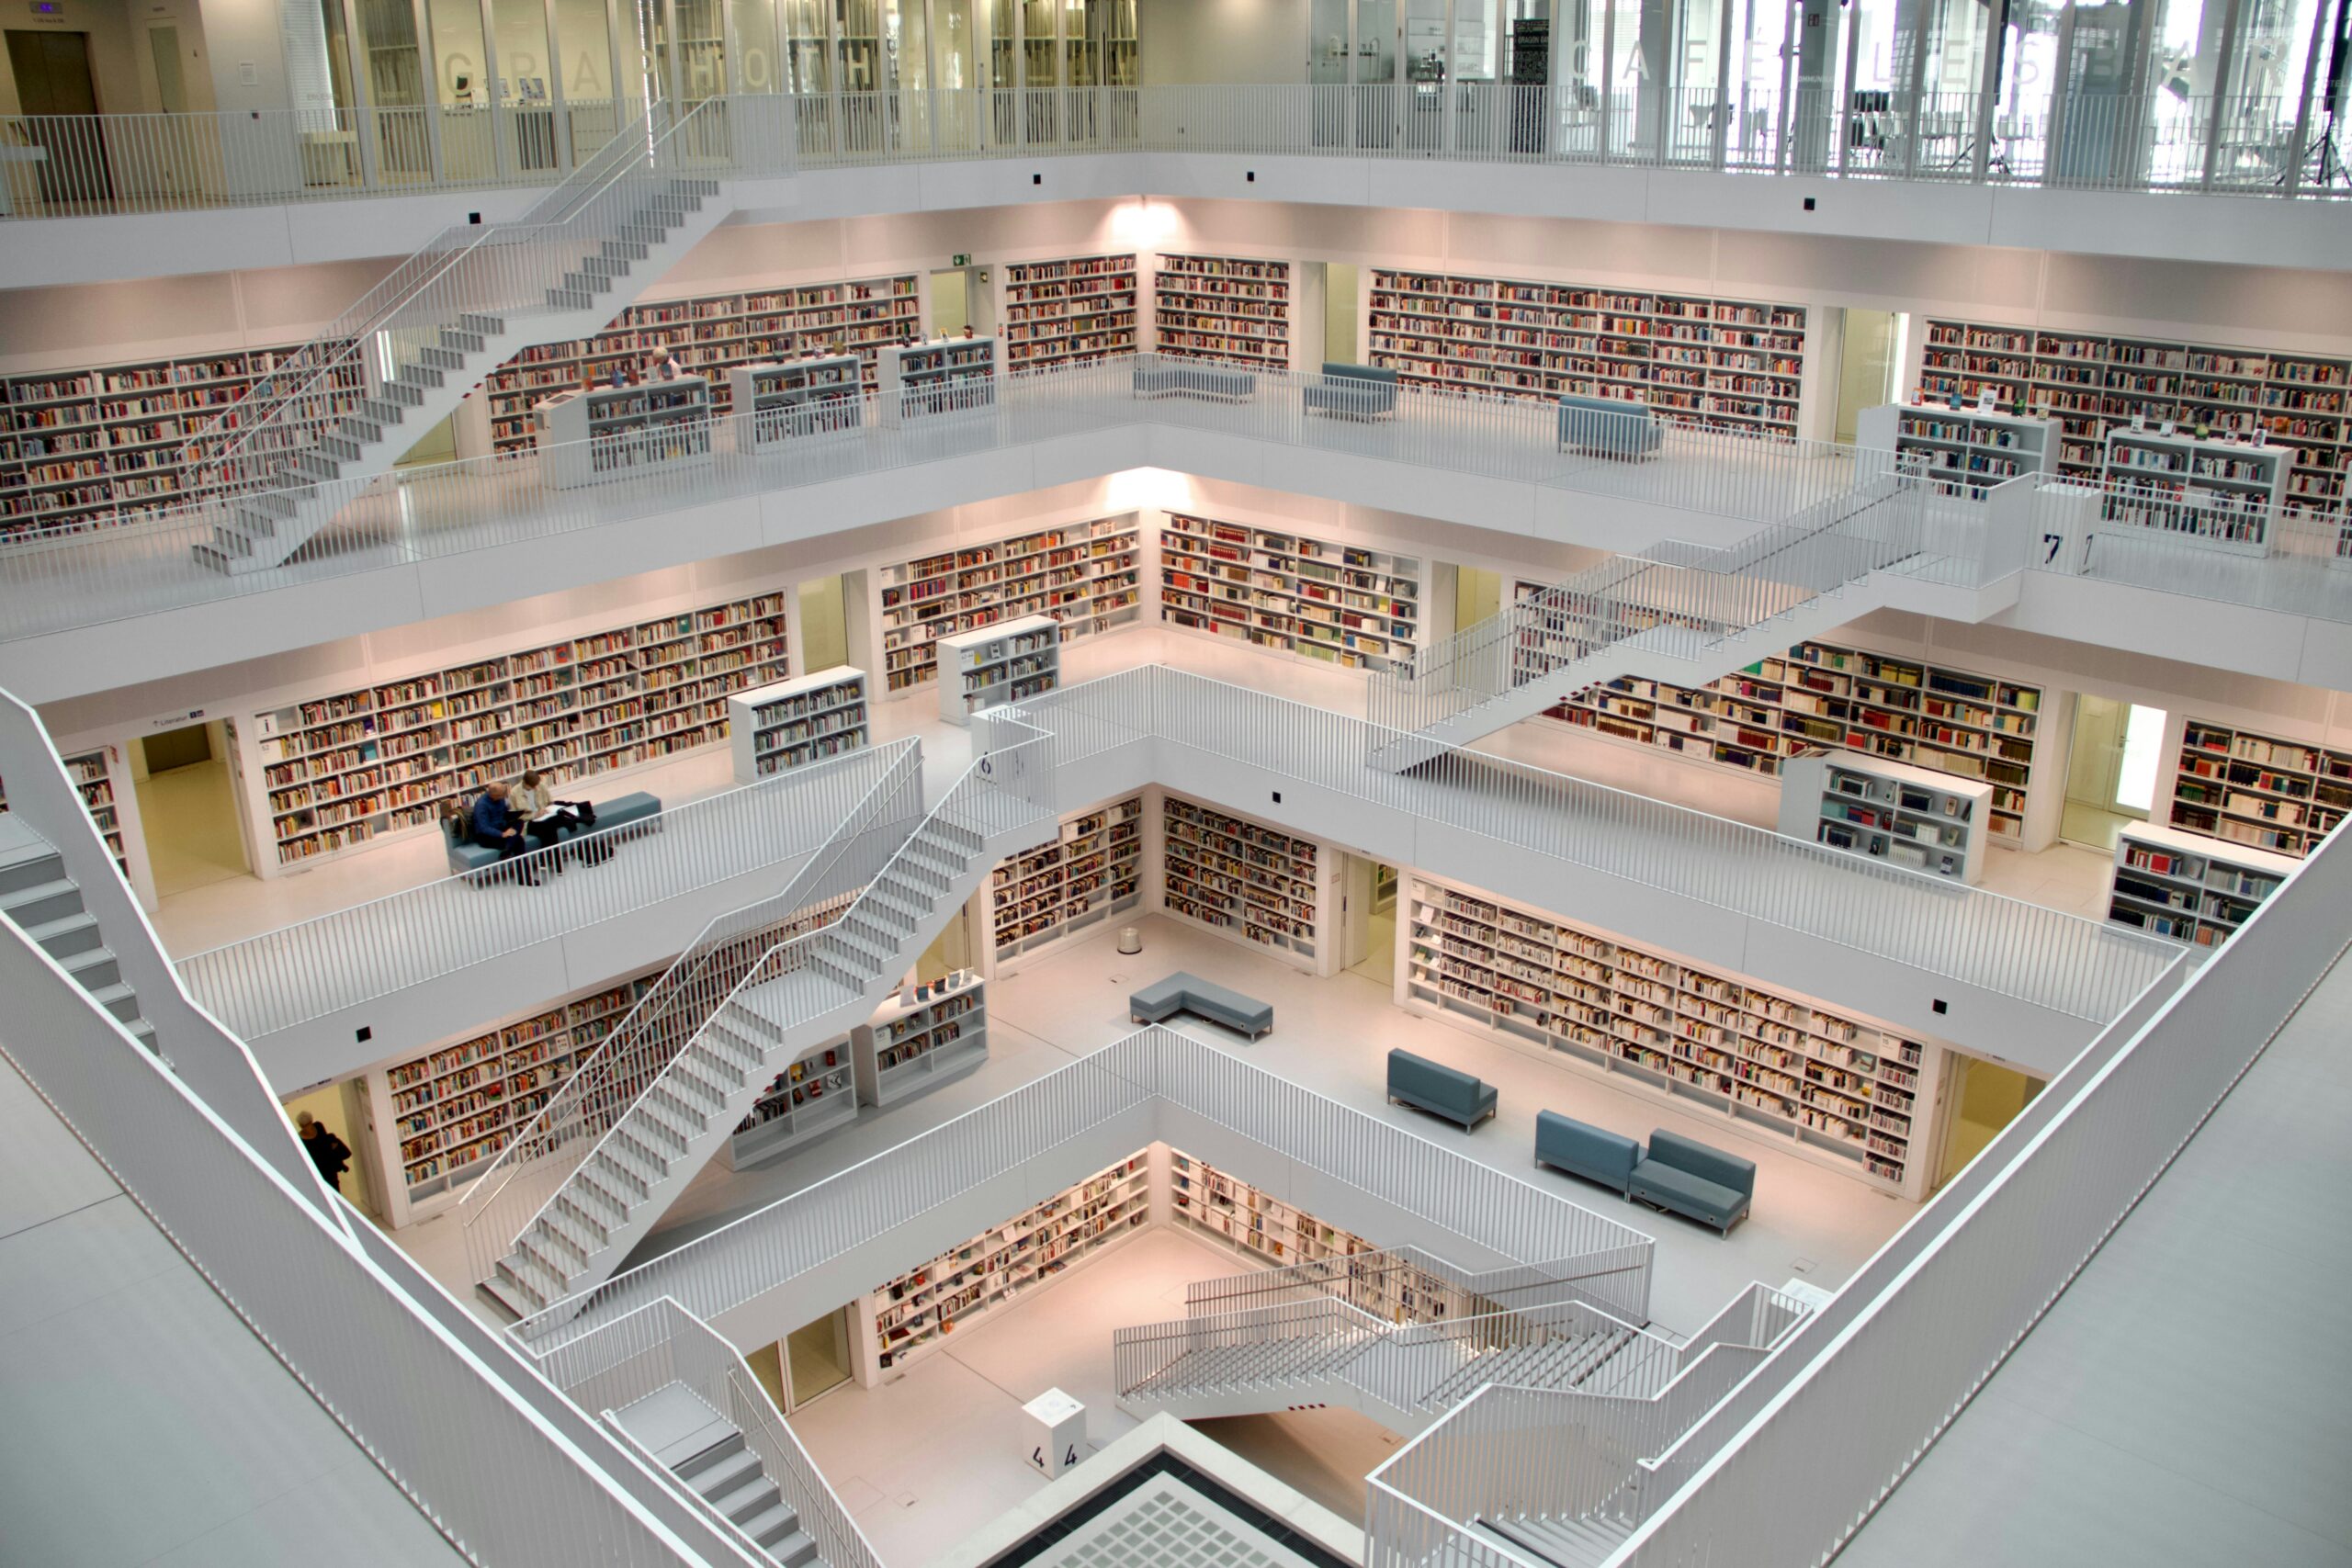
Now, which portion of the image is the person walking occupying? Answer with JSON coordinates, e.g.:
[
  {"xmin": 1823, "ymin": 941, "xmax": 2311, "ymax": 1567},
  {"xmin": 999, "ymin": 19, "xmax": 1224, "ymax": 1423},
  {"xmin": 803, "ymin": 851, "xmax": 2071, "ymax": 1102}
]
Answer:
[{"xmin": 296, "ymin": 1111, "xmax": 352, "ymax": 1193}]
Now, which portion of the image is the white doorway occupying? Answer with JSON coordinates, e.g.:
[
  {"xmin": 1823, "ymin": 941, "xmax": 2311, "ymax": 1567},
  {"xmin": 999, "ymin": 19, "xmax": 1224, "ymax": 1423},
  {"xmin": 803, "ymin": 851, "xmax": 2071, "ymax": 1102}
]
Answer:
[
  {"xmin": 1340, "ymin": 853, "xmax": 1399, "ymax": 983},
  {"xmin": 146, "ymin": 23, "xmax": 189, "ymax": 113},
  {"xmin": 2062, "ymin": 694, "xmax": 2165, "ymax": 852},
  {"xmin": 1835, "ymin": 308, "xmax": 1907, "ymax": 446},
  {"xmin": 134, "ymin": 720, "xmax": 252, "ymax": 897}
]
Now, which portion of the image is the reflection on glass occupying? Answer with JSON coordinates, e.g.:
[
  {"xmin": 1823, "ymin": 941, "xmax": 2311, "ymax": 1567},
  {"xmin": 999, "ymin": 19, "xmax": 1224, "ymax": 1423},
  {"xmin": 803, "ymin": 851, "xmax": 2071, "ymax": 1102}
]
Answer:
[
  {"xmin": 783, "ymin": 0, "xmax": 830, "ymax": 92},
  {"xmin": 735, "ymin": 0, "xmax": 779, "ymax": 93},
  {"xmin": 675, "ymin": 0, "xmax": 726, "ymax": 97}
]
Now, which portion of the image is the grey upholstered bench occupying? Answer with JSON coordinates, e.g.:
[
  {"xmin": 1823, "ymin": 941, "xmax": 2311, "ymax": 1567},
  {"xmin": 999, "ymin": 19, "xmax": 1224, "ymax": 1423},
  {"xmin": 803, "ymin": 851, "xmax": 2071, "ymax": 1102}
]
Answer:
[
  {"xmin": 1129, "ymin": 972, "xmax": 1273, "ymax": 1039},
  {"xmin": 1626, "ymin": 1129, "xmax": 1756, "ymax": 1235},
  {"xmin": 1534, "ymin": 1110, "xmax": 1642, "ymax": 1195},
  {"xmin": 1133, "ymin": 361, "xmax": 1259, "ymax": 403},
  {"xmin": 1386, "ymin": 1048, "xmax": 1498, "ymax": 1130}
]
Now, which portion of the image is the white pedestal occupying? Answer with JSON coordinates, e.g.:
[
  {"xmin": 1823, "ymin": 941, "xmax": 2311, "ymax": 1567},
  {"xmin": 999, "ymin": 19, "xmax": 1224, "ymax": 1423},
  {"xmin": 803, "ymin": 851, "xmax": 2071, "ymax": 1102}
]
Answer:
[{"xmin": 1022, "ymin": 1388, "xmax": 1086, "ymax": 1478}]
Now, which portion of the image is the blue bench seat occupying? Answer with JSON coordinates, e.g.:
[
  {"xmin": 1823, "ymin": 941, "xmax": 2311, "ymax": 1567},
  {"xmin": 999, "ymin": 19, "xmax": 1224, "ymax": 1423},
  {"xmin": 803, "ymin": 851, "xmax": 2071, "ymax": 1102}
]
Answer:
[
  {"xmin": 1129, "ymin": 972, "xmax": 1273, "ymax": 1039},
  {"xmin": 1304, "ymin": 361, "xmax": 1398, "ymax": 421},
  {"xmin": 1558, "ymin": 393, "xmax": 1662, "ymax": 459},
  {"xmin": 1386, "ymin": 1048, "xmax": 1497, "ymax": 1130},
  {"xmin": 445, "ymin": 790, "xmax": 663, "ymax": 880}
]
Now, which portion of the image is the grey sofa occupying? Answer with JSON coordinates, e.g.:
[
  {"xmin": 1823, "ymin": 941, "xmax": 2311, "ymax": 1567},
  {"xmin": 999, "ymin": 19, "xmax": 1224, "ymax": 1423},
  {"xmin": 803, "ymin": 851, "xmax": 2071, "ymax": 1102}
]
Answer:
[
  {"xmin": 1304, "ymin": 361, "xmax": 1399, "ymax": 420},
  {"xmin": 446, "ymin": 790, "xmax": 663, "ymax": 880},
  {"xmin": 1129, "ymin": 972, "xmax": 1273, "ymax": 1039},
  {"xmin": 1134, "ymin": 359, "xmax": 1258, "ymax": 403},
  {"xmin": 1386, "ymin": 1048, "xmax": 1498, "ymax": 1130},
  {"xmin": 1627, "ymin": 1129, "xmax": 1756, "ymax": 1234},
  {"xmin": 1558, "ymin": 392, "xmax": 1662, "ymax": 459},
  {"xmin": 1534, "ymin": 1110, "xmax": 1642, "ymax": 1196}
]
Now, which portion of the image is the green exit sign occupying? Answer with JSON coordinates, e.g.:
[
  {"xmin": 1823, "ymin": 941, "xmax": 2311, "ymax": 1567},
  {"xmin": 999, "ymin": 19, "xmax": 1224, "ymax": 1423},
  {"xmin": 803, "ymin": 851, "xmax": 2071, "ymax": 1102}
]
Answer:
[{"xmin": 950, "ymin": 253, "xmax": 971, "ymax": 267}]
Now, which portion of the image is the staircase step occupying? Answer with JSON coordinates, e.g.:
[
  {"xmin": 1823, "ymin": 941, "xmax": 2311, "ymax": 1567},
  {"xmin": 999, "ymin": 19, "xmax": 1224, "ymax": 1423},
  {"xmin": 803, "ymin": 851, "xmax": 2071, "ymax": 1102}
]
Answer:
[
  {"xmin": 457, "ymin": 311, "xmax": 506, "ymax": 338},
  {"xmin": 57, "ymin": 943, "xmax": 121, "ymax": 993},
  {"xmin": 1, "ymin": 879, "xmax": 85, "ymax": 929},
  {"xmin": 689, "ymin": 1447, "xmax": 764, "ymax": 1504},
  {"xmin": 22, "ymin": 910, "xmax": 102, "ymax": 958},
  {"xmin": 708, "ymin": 1473, "xmax": 783, "ymax": 1527}
]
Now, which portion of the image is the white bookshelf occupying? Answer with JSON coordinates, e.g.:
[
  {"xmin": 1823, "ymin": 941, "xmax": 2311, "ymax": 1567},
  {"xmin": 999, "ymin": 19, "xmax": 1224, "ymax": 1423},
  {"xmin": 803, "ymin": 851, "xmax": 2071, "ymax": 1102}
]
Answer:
[
  {"xmin": 1169, "ymin": 1150, "xmax": 1385, "ymax": 1278},
  {"xmin": 481, "ymin": 276, "xmax": 921, "ymax": 454},
  {"xmin": 1001, "ymin": 253, "xmax": 1139, "ymax": 370},
  {"xmin": 1152, "ymin": 253, "xmax": 1292, "ymax": 369},
  {"xmin": 1366, "ymin": 268, "xmax": 1808, "ymax": 436},
  {"xmin": 990, "ymin": 795, "xmax": 1146, "ymax": 962},
  {"xmin": 879, "ymin": 337, "xmax": 1000, "ymax": 424},
  {"xmin": 727, "ymin": 1033, "xmax": 858, "ymax": 1168},
  {"xmin": 2167, "ymin": 716, "xmax": 2352, "ymax": 859},
  {"xmin": 727, "ymin": 666, "xmax": 869, "ymax": 782},
  {"xmin": 247, "ymin": 591, "xmax": 788, "ymax": 871},
  {"xmin": 729, "ymin": 355, "xmax": 865, "ymax": 449},
  {"xmin": 935, "ymin": 613, "xmax": 1060, "ymax": 726},
  {"xmin": 1858, "ymin": 400, "xmax": 2059, "ymax": 501},
  {"xmin": 1159, "ymin": 795, "xmax": 1318, "ymax": 961},
  {"xmin": 1516, "ymin": 610, "xmax": 2050, "ymax": 849},
  {"xmin": 875, "ymin": 515, "xmax": 1142, "ymax": 695},
  {"xmin": 1400, "ymin": 874, "xmax": 1933, "ymax": 1194},
  {"xmin": 1779, "ymin": 748, "xmax": 1992, "ymax": 885},
  {"xmin": 2106, "ymin": 819, "xmax": 2296, "ymax": 949},
  {"xmin": 1159, "ymin": 513, "xmax": 1422, "ymax": 674},
  {"xmin": 534, "ymin": 376, "xmax": 713, "ymax": 490},
  {"xmin": 2097, "ymin": 427, "xmax": 2291, "ymax": 555},
  {"xmin": 51, "ymin": 746, "xmax": 132, "ymax": 886},
  {"xmin": 862, "ymin": 1152, "xmax": 1150, "ymax": 1376},
  {"xmin": 853, "ymin": 969, "xmax": 987, "ymax": 1108}
]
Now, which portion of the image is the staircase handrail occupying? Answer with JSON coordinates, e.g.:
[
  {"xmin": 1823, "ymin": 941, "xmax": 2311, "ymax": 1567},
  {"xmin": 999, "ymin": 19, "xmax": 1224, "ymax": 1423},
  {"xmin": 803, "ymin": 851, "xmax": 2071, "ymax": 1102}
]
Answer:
[
  {"xmin": 1111, "ymin": 1295, "xmax": 1392, "ymax": 1399},
  {"xmin": 1184, "ymin": 1239, "xmax": 1657, "ymax": 1332},
  {"xmin": 185, "ymin": 98, "xmax": 719, "ymax": 499},
  {"xmin": 458, "ymin": 735, "xmax": 924, "ymax": 1286}
]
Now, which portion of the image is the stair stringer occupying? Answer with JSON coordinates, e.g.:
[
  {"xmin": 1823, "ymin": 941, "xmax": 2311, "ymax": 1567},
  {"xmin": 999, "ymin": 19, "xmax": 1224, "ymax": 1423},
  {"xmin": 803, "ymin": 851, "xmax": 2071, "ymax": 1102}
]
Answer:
[
  {"xmin": 487, "ymin": 807, "xmax": 1057, "ymax": 1321},
  {"xmin": 194, "ymin": 179, "xmax": 734, "ymax": 576}
]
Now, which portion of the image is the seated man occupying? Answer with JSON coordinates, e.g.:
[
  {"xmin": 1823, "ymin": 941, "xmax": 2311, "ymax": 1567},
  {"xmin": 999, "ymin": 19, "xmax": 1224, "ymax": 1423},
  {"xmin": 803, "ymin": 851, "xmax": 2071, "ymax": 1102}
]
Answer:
[{"xmin": 469, "ymin": 780, "xmax": 541, "ymax": 886}]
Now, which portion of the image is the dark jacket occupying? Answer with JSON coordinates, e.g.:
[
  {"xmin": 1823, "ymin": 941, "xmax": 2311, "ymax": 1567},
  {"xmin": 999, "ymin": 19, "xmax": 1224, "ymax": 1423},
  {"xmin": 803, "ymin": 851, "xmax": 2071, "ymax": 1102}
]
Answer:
[
  {"xmin": 304, "ymin": 1128, "xmax": 351, "ymax": 1182},
  {"xmin": 469, "ymin": 792, "xmax": 519, "ymax": 845}
]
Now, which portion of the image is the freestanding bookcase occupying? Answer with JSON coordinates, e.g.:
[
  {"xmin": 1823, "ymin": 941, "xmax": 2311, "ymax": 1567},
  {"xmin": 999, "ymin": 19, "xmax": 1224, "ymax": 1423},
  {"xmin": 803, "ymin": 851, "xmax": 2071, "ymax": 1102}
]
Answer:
[
  {"xmin": 729, "ymin": 355, "xmax": 865, "ymax": 449},
  {"xmin": 853, "ymin": 971, "xmax": 988, "ymax": 1108},
  {"xmin": 727, "ymin": 666, "xmax": 869, "ymax": 782},
  {"xmin": 2105, "ymin": 819, "xmax": 2296, "ymax": 948},
  {"xmin": 935, "ymin": 614, "xmax": 1060, "ymax": 725},
  {"xmin": 1779, "ymin": 748, "xmax": 1993, "ymax": 885},
  {"xmin": 2097, "ymin": 427, "xmax": 2292, "ymax": 555},
  {"xmin": 534, "ymin": 376, "xmax": 713, "ymax": 490},
  {"xmin": 1858, "ymin": 400, "xmax": 2059, "ymax": 501},
  {"xmin": 879, "ymin": 337, "xmax": 1000, "ymax": 425}
]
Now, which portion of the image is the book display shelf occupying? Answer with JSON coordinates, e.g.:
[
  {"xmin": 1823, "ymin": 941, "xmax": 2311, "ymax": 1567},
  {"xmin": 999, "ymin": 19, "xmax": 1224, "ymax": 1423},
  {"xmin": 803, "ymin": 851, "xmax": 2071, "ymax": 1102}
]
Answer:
[
  {"xmin": 1159, "ymin": 513, "xmax": 1423, "ymax": 673},
  {"xmin": 53, "ymin": 748, "xmax": 131, "ymax": 885},
  {"xmin": 876, "ymin": 515, "xmax": 1142, "ymax": 695},
  {"xmin": 1365, "ymin": 268, "xmax": 1807, "ymax": 436},
  {"xmin": 1169, "ymin": 1149, "xmax": 1373, "ymax": 1268},
  {"xmin": 879, "ymin": 338, "xmax": 999, "ymax": 424},
  {"xmin": 250, "ymin": 591, "xmax": 788, "ymax": 871},
  {"xmin": 729, "ymin": 1034, "xmax": 859, "ymax": 1168},
  {"xmin": 481, "ymin": 276, "xmax": 922, "ymax": 454},
  {"xmin": 0, "ymin": 344, "xmax": 362, "ymax": 536},
  {"xmin": 387, "ymin": 977, "xmax": 650, "ymax": 1210},
  {"xmin": 1402, "ymin": 875, "xmax": 1931, "ymax": 1193},
  {"xmin": 1914, "ymin": 319, "xmax": 2351, "ymax": 519},
  {"xmin": 2167, "ymin": 716, "xmax": 2352, "ymax": 858},
  {"xmin": 729, "ymin": 355, "xmax": 865, "ymax": 449},
  {"xmin": 1855, "ymin": 400, "xmax": 2059, "ymax": 501},
  {"xmin": 935, "ymin": 613, "xmax": 1060, "ymax": 725},
  {"xmin": 1159, "ymin": 794, "xmax": 1319, "ymax": 961},
  {"xmin": 1153, "ymin": 254, "xmax": 1292, "ymax": 369},
  {"xmin": 1514, "ymin": 598, "xmax": 2049, "ymax": 848},
  {"xmin": 1778, "ymin": 749, "xmax": 1992, "ymax": 885},
  {"xmin": 2106, "ymin": 820, "xmax": 2297, "ymax": 948},
  {"xmin": 534, "ymin": 377, "xmax": 713, "ymax": 490},
  {"xmin": 2098, "ymin": 428, "xmax": 2292, "ymax": 554},
  {"xmin": 853, "ymin": 970, "xmax": 987, "ymax": 1108},
  {"xmin": 1001, "ymin": 253, "xmax": 1139, "ymax": 370},
  {"xmin": 863, "ymin": 1152, "xmax": 1149, "ymax": 1375},
  {"xmin": 727, "ymin": 667, "xmax": 869, "ymax": 782},
  {"xmin": 990, "ymin": 795, "xmax": 1145, "ymax": 963}
]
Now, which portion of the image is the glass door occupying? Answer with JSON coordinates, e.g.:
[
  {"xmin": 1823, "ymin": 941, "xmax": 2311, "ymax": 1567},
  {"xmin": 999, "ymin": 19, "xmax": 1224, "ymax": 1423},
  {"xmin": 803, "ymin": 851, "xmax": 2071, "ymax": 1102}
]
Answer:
[
  {"xmin": 1404, "ymin": 0, "xmax": 1448, "ymax": 149},
  {"xmin": 358, "ymin": 0, "xmax": 435, "ymax": 182},
  {"xmin": 988, "ymin": 0, "xmax": 1018, "ymax": 140},
  {"xmin": 1355, "ymin": 0, "xmax": 1399, "ymax": 146},
  {"xmin": 838, "ymin": 0, "xmax": 888, "ymax": 149},
  {"xmin": 1023, "ymin": 0, "xmax": 1058, "ymax": 141},
  {"xmin": 490, "ymin": 0, "xmax": 560, "ymax": 172},
  {"xmin": 935, "ymin": 0, "xmax": 978, "ymax": 147},
  {"xmin": 785, "ymin": 1307, "xmax": 856, "ymax": 1407},
  {"xmin": 1313, "ymin": 0, "xmax": 1352, "ymax": 143},
  {"xmin": 2062, "ymin": 694, "xmax": 2165, "ymax": 851}
]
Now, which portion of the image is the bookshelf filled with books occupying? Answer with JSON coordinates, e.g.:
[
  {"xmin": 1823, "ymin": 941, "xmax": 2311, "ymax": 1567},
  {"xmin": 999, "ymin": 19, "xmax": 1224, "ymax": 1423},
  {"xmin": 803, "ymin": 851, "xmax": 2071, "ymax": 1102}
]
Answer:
[
  {"xmin": 1512, "ymin": 595, "xmax": 2051, "ymax": 848},
  {"xmin": 853, "ymin": 970, "xmax": 987, "ymax": 1108},
  {"xmin": 729, "ymin": 355, "xmax": 865, "ymax": 449},
  {"xmin": 1855, "ymin": 400, "xmax": 2059, "ymax": 501},
  {"xmin": 1159, "ymin": 794, "xmax": 1320, "ymax": 964},
  {"xmin": 879, "ymin": 338, "xmax": 999, "ymax": 424},
  {"xmin": 936, "ymin": 614, "xmax": 1059, "ymax": 725},
  {"xmin": 1001, "ymin": 253, "xmax": 1139, "ymax": 369},
  {"xmin": 1153, "ymin": 253, "xmax": 1293, "ymax": 369},
  {"xmin": 990, "ymin": 795, "xmax": 1146, "ymax": 964},
  {"xmin": 1365, "ymin": 268, "xmax": 1808, "ymax": 436},
  {"xmin": 478, "ymin": 276, "xmax": 922, "ymax": 455},
  {"xmin": 1400, "ymin": 874, "xmax": 1935, "ymax": 1194},
  {"xmin": 728, "ymin": 1032, "xmax": 860, "ymax": 1168},
  {"xmin": 728, "ymin": 667, "xmax": 870, "ymax": 781},
  {"xmin": 1169, "ymin": 1149, "xmax": 1384, "ymax": 1274},
  {"xmin": 0, "ymin": 344, "xmax": 363, "ymax": 537},
  {"xmin": 2166, "ymin": 716, "xmax": 2351, "ymax": 858},
  {"xmin": 1159, "ymin": 513, "xmax": 1422, "ymax": 674},
  {"xmin": 2105, "ymin": 820, "xmax": 2296, "ymax": 948},
  {"xmin": 534, "ymin": 376, "xmax": 713, "ymax": 489},
  {"xmin": 247, "ymin": 591, "xmax": 789, "ymax": 872},
  {"xmin": 55, "ymin": 747, "xmax": 133, "ymax": 886},
  {"xmin": 1778, "ymin": 749, "xmax": 1992, "ymax": 885},
  {"xmin": 1912, "ymin": 319, "xmax": 2351, "ymax": 519},
  {"xmin": 861, "ymin": 1152, "xmax": 1150, "ymax": 1377},
  {"xmin": 2097, "ymin": 427, "xmax": 2291, "ymax": 554},
  {"xmin": 875, "ymin": 515, "xmax": 1141, "ymax": 695}
]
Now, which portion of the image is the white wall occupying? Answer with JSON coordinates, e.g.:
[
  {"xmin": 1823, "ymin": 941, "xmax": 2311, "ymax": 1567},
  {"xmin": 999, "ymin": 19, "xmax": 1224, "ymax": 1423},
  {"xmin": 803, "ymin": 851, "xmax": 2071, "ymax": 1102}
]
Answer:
[{"xmin": 1136, "ymin": 0, "xmax": 1306, "ymax": 85}]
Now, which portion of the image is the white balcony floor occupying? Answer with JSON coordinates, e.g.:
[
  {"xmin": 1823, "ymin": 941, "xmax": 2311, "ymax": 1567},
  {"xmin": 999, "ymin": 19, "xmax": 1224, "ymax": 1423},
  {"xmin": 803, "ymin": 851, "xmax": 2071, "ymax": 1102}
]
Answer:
[
  {"xmin": 1831, "ymin": 947, "xmax": 2352, "ymax": 1568},
  {"xmin": 0, "ymin": 1055, "xmax": 465, "ymax": 1568}
]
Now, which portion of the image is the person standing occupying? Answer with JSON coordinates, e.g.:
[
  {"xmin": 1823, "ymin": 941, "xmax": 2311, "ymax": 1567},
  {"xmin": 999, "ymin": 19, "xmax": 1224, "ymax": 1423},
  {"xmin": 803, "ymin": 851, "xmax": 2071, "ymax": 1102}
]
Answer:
[
  {"xmin": 296, "ymin": 1111, "xmax": 352, "ymax": 1193},
  {"xmin": 469, "ymin": 779, "xmax": 541, "ymax": 886}
]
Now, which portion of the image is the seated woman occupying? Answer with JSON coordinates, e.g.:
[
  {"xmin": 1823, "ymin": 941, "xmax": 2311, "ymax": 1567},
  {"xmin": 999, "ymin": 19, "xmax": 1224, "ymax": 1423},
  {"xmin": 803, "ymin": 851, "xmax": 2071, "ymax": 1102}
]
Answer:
[{"xmin": 512, "ymin": 769, "xmax": 608, "ymax": 868}]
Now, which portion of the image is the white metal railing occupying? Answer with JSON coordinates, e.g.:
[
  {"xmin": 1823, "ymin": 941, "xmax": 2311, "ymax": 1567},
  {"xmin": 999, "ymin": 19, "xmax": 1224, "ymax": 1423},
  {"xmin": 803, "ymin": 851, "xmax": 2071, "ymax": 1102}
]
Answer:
[
  {"xmin": 2031, "ymin": 470, "xmax": 2352, "ymax": 625},
  {"xmin": 0, "ymin": 906, "xmax": 755, "ymax": 1568},
  {"xmin": 174, "ymin": 739, "xmax": 909, "ymax": 1042},
  {"xmin": 1015, "ymin": 666, "xmax": 2182, "ymax": 1024},
  {"xmin": 9, "ymin": 86, "xmax": 2337, "ymax": 221},
  {"xmin": 1183, "ymin": 1238, "xmax": 1657, "ymax": 1328},
  {"xmin": 530, "ymin": 1296, "xmax": 883, "ymax": 1568},
  {"xmin": 457, "ymin": 737, "xmax": 926, "ymax": 1288},
  {"xmin": 511, "ymin": 1023, "xmax": 1653, "ymax": 1348},
  {"xmin": 1599, "ymin": 820, "xmax": 2346, "ymax": 1568}
]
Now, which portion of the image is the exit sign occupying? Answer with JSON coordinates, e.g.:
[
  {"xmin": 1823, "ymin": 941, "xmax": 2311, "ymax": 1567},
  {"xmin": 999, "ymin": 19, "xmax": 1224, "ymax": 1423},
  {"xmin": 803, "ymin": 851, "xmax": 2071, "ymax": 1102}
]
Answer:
[{"xmin": 950, "ymin": 253, "xmax": 971, "ymax": 267}]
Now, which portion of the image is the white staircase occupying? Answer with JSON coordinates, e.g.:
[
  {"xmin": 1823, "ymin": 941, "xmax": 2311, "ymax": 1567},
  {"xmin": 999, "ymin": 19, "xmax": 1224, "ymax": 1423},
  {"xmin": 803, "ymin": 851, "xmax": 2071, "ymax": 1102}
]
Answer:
[
  {"xmin": 1475, "ymin": 1510, "xmax": 1635, "ymax": 1568},
  {"xmin": 1369, "ymin": 472, "xmax": 1938, "ymax": 765},
  {"xmin": 0, "ymin": 817, "xmax": 158, "ymax": 1054},
  {"xmin": 188, "ymin": 105, "xmax": 732, "ymax": 576},
  {"xmin": 479, "ymin": 738, "xmax": 1058, "ymax": 1323},
  {"xmin": 609, "ymin": 1383, "xmax": 826, "ymax": 1568}
]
